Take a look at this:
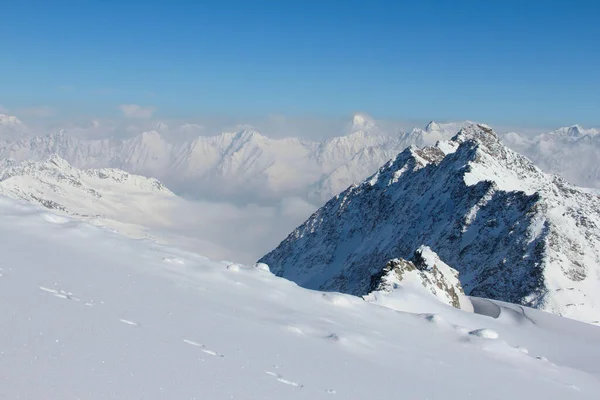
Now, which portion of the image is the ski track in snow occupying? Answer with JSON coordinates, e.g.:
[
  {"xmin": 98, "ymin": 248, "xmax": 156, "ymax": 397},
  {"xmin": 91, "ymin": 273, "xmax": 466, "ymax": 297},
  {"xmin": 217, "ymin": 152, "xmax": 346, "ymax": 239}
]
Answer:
[{"xmin": 39, "ymin": 285, "xmax": 81, "ymax": 301}]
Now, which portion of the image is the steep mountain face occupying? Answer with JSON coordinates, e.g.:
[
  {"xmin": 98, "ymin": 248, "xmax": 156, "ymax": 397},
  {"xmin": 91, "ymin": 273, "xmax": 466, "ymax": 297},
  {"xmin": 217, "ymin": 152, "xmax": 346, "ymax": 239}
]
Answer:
[
  {"xmin": 0, "ymin": 114, "xmax": 464, "ymax": 202},
  {"xmin": 259, "ymin": 124, "xmax": 600, "ymax": 324},
  {"xmin": 501, "ymin": 125, "xmax": 600, "ymax": 189}
]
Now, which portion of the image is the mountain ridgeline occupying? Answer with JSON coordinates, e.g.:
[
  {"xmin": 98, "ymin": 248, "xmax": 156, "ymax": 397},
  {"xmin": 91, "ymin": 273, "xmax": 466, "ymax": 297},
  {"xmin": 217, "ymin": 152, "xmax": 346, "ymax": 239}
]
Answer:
[
  {"xmin": 259, "ymin": 124, "xmax": 600, "ymax": 324},
  {"xmin": 0, "ymin": 114, "xmax": 468, "ymax": 202}
]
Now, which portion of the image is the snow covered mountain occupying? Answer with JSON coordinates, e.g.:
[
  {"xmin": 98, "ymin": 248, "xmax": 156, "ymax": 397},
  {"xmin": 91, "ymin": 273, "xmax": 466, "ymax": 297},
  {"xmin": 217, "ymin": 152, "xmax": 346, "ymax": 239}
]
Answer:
[
  {"xmin": 259, "ymin": 123, "xmax": 600, "ymax": 325},
  {"xmin": 2, "ymin": 113, "xmax": 599, "ymax": 204},
  {"xmin": 0, "ymin": 113, "xmax": 467, "ymax": 202},
  {"xmin": 0, "ymin": 154, "xmax": 178, "ymax": 241},
  {"xmin": 501, "ymin": 125, "xmax": 600, "ymax": 189},
  {"xmin": 2, "ymin": 194, "xmax": 600, "ymax": 399},
  {"xmin": 0, "ymin": 154, "xmax": 313, "ymax": 264}
]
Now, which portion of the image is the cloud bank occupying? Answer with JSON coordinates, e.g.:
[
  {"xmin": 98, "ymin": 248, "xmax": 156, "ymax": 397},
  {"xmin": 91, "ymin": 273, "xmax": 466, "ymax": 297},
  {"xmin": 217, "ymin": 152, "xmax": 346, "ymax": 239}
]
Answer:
[{"xmin": 119, "ymin": 104, "xmax": 156, "ymax": 119}]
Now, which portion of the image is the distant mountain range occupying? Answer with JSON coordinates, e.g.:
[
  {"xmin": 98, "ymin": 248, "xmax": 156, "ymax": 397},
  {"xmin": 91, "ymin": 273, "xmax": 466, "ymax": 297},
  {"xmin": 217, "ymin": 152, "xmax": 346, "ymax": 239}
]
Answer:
[
  {"xmin": 0, "ymin": 113, "xmax": 473, "ymax": 203},
  {"xmin": 2, "ymin": 113, "xmax": 598, "ymax": 205},
  {"xmin": 0, "ymin": 154, "xmax": 301, "ymax": 263},
  {"xmin": 260, "ymin": 123, "xmax": 600, "ymax": 325},
  {"xmin": 502, "ymin": 125, "xmax": 600, "ymax": 189}
]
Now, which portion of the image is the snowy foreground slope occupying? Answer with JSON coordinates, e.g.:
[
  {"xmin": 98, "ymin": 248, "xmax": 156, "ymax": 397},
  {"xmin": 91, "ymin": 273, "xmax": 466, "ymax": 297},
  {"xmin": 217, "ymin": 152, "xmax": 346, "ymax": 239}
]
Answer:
[
  {"xmin": 260, "ymin": 124, "xmax": 600, "ymax": 324},
  {"xmin": 2, "ymin": 197, "xmax": 600, "ymax": 399}
]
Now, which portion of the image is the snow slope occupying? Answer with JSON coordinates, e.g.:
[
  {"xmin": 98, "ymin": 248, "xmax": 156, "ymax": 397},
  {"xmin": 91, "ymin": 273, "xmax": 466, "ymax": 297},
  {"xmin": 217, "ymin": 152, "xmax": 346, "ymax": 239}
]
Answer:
[
  {"xmin": 1, "ymin": 195, "xmax": 600, "ymax": 399},
  {"xmin": 260, "ymin": 124, "xmax": 600, "ymax": 325}
]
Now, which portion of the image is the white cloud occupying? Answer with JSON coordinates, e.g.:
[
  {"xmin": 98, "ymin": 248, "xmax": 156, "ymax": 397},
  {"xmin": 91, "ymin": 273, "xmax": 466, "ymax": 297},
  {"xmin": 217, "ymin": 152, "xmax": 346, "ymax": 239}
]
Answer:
[
  {"xmin": 119, "ymin": 104, "xmax": 156, "ymax": 119},
  {"xmin": 161, "ymin": 196, "xmax": 317, "ymax": 263}
]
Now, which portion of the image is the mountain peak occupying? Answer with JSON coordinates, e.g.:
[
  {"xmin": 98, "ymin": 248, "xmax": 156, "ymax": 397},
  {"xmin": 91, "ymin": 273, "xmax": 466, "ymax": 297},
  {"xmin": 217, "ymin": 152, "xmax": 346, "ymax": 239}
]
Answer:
[
  {"xmin": 451, "ymin": 123, "xmax": 500, "ymax": 146},
  {"xmin": 140, "ymin": 130, "xmax": 163, "ymax": 139},
  {"xmin": 567, "ymin": 125, "xmax": 583, "ymax": 136},
  {"xmin": 424, "ymin": 121, "xmax": 441, "ymax": 132},
  {"xmin": 547, "ymin": 124, "xmax": 599, "ymax": 139},
  {"xmin": 43, "ymin": 153, "xmax": 72, "ymax": 169},
  {"xmin": 233, "ymin": 128, "xmax": 265, "ymax": 142},
  {"xmin": 154, "ymin": 121, "xmax": 169, "ymax": 131}
]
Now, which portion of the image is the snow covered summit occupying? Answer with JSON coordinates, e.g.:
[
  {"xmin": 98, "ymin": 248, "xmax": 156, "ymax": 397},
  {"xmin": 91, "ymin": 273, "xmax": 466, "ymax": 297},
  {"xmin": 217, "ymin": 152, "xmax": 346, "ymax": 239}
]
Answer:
[{"xmin": 260, "ymin": 123, "xmax": 600, "ymax": 325}]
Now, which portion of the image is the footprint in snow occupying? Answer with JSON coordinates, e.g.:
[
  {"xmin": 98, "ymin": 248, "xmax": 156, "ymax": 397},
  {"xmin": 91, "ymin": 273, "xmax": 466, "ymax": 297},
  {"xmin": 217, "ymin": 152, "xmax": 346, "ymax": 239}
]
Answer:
[
  {"xmin": 41, "ymin": 213, "xmax": 70, "ymax": 224},
  {"xmin": 163, "ymin": 257, "xmax": 185, "ymax": 265},
  {"xmin": 119, "ymin": 319, "xmax": 140, "ymax": 327},
  {"xmin": 183, "ymin": 339, "xmax": 224, "ymax": 357},
  {"xmin": 183, "ymin": 339, "xmax": 203, "ymax": 347},
  {"xmin": 39, "ymin": 286, "xmax": 81, "ymax": 302},
  {"xmin": 325, "ymin": 333, "xmax": 340, "ymax": 342},
  {"xmin": 226, "ymin": 264, "xmax": 241, "ymax": 272},
  {"xmin": 265, "ymin": 371, "xmax": 303, "ymax": 388},
  {"xmin": 468, "ymin": 328, "xmax": 499, "ymax": 339}
]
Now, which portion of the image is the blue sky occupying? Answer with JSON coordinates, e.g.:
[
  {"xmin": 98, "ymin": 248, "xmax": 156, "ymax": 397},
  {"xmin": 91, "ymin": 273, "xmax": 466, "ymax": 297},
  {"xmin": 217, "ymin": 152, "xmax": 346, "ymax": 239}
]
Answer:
[{"xmin": 1, "ymin": 0, "xmax": 599, "ymax": 128}]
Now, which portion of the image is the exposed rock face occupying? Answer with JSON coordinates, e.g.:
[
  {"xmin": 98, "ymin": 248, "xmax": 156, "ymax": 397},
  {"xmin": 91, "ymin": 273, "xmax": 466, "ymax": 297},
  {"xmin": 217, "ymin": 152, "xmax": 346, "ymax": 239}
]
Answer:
[
  {"xmin": 368, "ymin": 246, "xmax": 467, "ymax": 309},
  {"xmin": 259, "ymin": 124, "xmax": 600, "ymax": 324}
]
